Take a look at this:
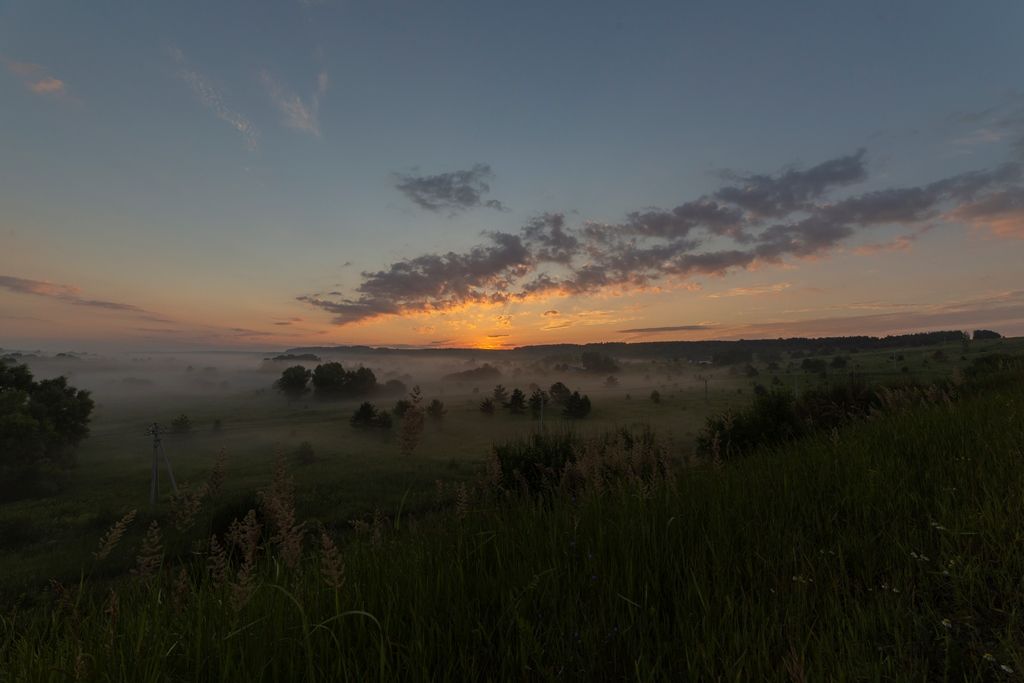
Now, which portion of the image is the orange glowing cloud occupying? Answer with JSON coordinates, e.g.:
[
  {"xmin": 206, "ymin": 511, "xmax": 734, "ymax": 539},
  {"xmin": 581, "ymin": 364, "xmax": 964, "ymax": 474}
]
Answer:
[
  {"xmin": 853, "ymin": 235, "xmax": 914, "ymax": 255},
  {"xmin": 707, "ymin": 282, "xmax": 791, "ymax": 298}
]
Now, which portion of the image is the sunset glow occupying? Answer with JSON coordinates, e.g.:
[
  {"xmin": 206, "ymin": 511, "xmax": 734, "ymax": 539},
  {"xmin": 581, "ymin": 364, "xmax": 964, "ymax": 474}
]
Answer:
[{"xmin": 2, "ymin": 2, "xmax": 1023, "ymax": 351}]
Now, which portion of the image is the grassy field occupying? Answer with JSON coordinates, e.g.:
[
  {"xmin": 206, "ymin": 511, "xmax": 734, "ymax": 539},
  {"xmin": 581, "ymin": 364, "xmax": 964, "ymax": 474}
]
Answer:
[
  {"xmin": 1, "ymin": 343, "xmax": 1023, "ymax": 679},
  {"xmin": 1, "ymin": 337, "xmax": 1020, "ymax": 604}
]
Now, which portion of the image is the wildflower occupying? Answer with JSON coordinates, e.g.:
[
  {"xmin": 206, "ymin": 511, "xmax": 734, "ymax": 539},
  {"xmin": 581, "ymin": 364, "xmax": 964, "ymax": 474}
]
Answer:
[
  {"xmin": 207, "ymin": 535, "xmax": 228, "ymax": 585},
  {"xmin": 984, "ymin": 653, "xmax": 997, "ymax": 663},
  {"xmin": 319, "ymin": 531, "xmax": 345, "ymax": 592},
  {"xmin": 94, "ymin": 509, "xmax": 137, "ymax": 562},
  {"xmin": 259, "ymin": 456, "xmax": 304, "ymax": 569},
  {"xmin": 132, "ymin": 521, "xmax": 163, "ymax": 579},
  {"xmin": 207, "ymin": 450, "xmax": 227, "ymax": 499},
  {"xmin": 455, "ymin": 483, "xmax": 469, "ymax": 520},
  {"xmin": 941, "ymin": 618, "xmax": 952, "ymax": 629},
  {"xmin": 172, "ymin": 567, "xmax": 190, "ymax": 613},
  {"xmin": 170, "ymin": 483, "xmax": 205, "ymax": 533}
]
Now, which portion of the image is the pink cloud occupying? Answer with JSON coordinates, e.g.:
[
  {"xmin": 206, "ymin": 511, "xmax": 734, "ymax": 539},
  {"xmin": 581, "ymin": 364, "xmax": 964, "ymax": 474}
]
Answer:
[
  {"xmin": 29, "ymin": 77, "xmax": 65, "ymax": 94},
  {"xmin": 948, "ymin": 189, "xmax": 1024, "ymax": 239}
]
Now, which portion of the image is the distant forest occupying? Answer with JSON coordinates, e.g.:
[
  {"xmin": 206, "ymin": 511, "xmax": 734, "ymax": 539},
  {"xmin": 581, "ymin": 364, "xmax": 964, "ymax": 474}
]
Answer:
[{"xmin": 288, "ymin": 330, "xmax": 991, "ymax": 363}]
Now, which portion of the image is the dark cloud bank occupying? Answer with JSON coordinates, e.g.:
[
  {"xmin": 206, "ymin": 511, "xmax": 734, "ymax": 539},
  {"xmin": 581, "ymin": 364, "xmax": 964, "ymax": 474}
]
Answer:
[
  {"xmin": 394, "ymin": 163, "xmax": 506, "ymax": 214},
  {"xmin": 305, "ymin": 152, "xmax": 1023, "ymax": 325}
]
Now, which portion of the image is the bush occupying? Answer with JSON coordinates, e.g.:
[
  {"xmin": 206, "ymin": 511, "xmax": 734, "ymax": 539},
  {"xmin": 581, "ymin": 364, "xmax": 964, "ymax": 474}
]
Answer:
[
  {"xmin": 507, "ymin": 389, "xmax": 527, "ymax": 414},
  {"xmin": 563, "ymin": 391, "xmax": 592, "ymax": 418},
  {"xmin": 581, "ymin": 351, "xmax": 619, "ymax": 374},
  {"xmin": 479, "ymin": 397, "xmax": 495, "ymax": 415},
  {"xmin": 350, "ymin": 403, "xmax": 391, "ymax": 430},
  {"xmin": 292, "ymin": 441, "xmax": 316, "ymax": 465},
  {"xmin": 492, "ymin": 431, "xmax": 579, "ymax": 494},
  {"xmin": 381, "ymin": 379, "xmax": 408, "ymax": 396},
  {"xmin": 549, "ymin": 382, "xmax": 571, "ymax": 405},
  {"xmin": 695, "ymin": 379, "xmax": 902, "ymax": 460},
  {"xmin": 171, "ymin": 414, "xmax": 192, "ymax": 434},
  {"xmin": 392, "ymin": 399, "xmax": 412, "ymax": 418},
  {"xmin": 528, "ymin": 389, "xmax": 548, "ymax": 418},
  {"xmin": 426, "ymin": 399, "xmax": 447, "ymax": 420}
]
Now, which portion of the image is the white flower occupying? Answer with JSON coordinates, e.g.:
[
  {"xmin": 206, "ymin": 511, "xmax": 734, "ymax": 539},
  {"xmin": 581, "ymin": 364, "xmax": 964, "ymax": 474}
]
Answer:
[{"xmin": 941, "ymin": 618, "xmax": 952, "ymax": 629}]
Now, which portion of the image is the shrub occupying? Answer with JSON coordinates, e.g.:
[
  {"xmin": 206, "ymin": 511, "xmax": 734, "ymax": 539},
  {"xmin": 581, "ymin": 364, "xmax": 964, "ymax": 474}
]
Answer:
[
  {"xmin": 581, "ymin": 351, "xmax": 619, "ymax": 374},
  {"xmin": 479, "ymin": 397, "xmax": 495, "ymax": 415},
  {"xmin": 392, "ymin": 399, "xmax": 412, "ymax": 418},
  {"xmin": 528, "ymin": 389, "xmax": 548, "ymax": 418},
  {"xmin": 426, "ymin": 399, "xmax": 447, "ymax": 421},
  {"xmin": 171, "ymin": 414, "xmax": 192, "ymax": 434},
  {"xmin": 381, "ymin": 379, "xmax": 408, "ymax": 396},
  {"xmin": 292, "ymin": 441, "xmax": 315, "ymax": 465},
  {"xmin": 507, "ymin": 389, "xmax": 527, "ymax": 414},
  {"xmin": 549, "ymin": 382, "xmax": 571, "ymax": 405},
  {"xmin": 563, "ymin": 391, "xmax": 592, "ymax": 418},
  {"xmin": 350, "ymin": 403, "xmax": 391, "ymax": 430}
]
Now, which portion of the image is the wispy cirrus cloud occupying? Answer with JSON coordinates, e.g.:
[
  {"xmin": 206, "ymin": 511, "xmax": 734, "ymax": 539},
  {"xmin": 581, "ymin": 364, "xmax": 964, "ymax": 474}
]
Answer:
[
  {"xmin": 707, "ymin": 283, "xmax": 791, "ymax": 298},
  {"xmin": 394, "ymin": 164, "xmax": 507, "ymax": 214},
  {"xmin": 617, "ymin": 324, "xmax": 714, "ymax": 334},
  {"xmin": 0, "ymin": 275, "xmax": 171, "ymax": 322},
  {"xmin": 301, "ymin": 146, "xmax": 1024, "ymax": 327},
  {"xmin": 260, "ymin": 70, "xmax": 328, "ymax": 136},
  {"xmin": 169, "ymin": 47, "xmax": 258, "ymax": 151},
  {"xmin": 4, "ymin": 58, "xmax": 71, "ymax": 99}
]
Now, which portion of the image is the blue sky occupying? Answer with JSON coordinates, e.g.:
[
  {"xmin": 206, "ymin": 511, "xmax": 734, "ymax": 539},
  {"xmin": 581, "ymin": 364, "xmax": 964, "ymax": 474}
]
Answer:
[{"xmin": 2, "ymin": 0, "xmax": 1024, "ymax": 349}]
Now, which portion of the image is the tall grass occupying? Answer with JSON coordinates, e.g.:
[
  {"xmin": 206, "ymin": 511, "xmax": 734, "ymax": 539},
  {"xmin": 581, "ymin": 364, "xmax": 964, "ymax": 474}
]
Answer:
[{"xmin": 2, "ymin": 379, "xmax": 1023, "ymax": 680}]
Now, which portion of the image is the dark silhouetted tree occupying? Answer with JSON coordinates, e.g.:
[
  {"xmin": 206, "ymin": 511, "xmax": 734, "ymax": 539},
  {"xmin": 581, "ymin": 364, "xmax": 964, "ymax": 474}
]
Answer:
[
  {"xmin": 479, "ymin": 397, "xmax": 495, "ymax": 415},
  {"xmin": 581, "ymin": 351, "xmax": 619, "ymax": 374},
  {"xmin": 275, "ymin": 365, "xmax": 312, "ymax": 400},
  {"xmin": 350, "ymin": 402, "xmax": 391, "ymax": 430},
  {"xmin": 392, "ymin": 399, "xmax": 412, "ymax": 418},
  {"xmin": 528, "ymin": 389, "xmax": 548, "ymax": 418},
  {"xmin": 492, "ymin": 384, "xmax": 509, "ymax": 405},
  {"xmin": 171, "ymin": 414, "xmax": 192, "ymax": 434},
  {"xmin": 311, "ymin": 362, "xmax": 378, "ymax": 399},
  {"xmin": 973, "ymin": 329, "xmax": 1002, "ymax": 340},
  {"xmin": 507, "ymin": 389, "xmax": 527, "ymax": 414},
  {"xmin": 548, "ymin": 382, "xmax": 571, "ymax": 405},
  {"xmin": 1, "ymin": 362, "xmax": 94, "ymax": 498},
  {"xmin": 426, "ymin": 399, "xmax": 447, "ymax": 421},
  {"xmin": 563, "ymin": 391, "xmax": 592, "ymax": 418},
  {"xmin": 399, "ymin": 386, "xmax": 425, "ymax": 456}
]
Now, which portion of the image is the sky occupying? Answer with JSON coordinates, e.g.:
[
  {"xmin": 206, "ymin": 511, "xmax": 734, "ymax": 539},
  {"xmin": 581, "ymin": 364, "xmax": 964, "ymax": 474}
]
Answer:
[{"xmin": 2, "ymin": 0, "xmax": 1024, "ymax": 351}]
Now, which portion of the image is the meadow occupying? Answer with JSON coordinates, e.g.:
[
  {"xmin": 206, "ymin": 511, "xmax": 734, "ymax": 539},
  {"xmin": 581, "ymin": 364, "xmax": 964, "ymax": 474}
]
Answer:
[{"xmin": 1, "ymin": 336, "xmax": 1022, "ymax": 679}]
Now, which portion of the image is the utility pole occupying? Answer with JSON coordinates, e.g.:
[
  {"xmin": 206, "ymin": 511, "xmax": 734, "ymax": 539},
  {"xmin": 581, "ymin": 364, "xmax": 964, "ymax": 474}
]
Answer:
[{"xmin": 146, "ymin": 422, "xmax": 178, "ymax": 505}]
